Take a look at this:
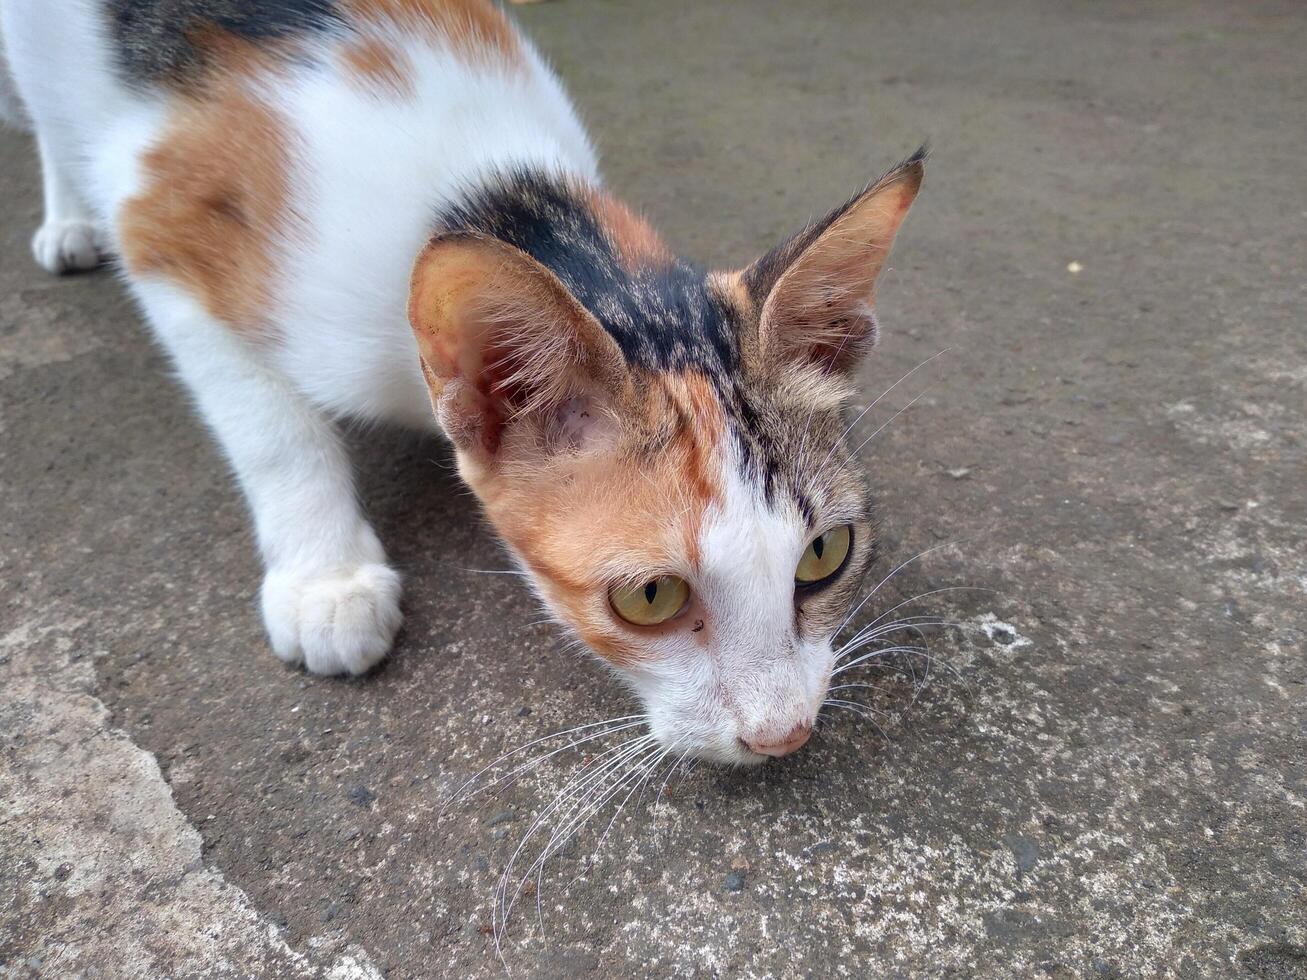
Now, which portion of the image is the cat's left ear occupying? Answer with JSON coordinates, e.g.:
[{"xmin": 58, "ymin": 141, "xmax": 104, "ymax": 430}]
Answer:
[{"xmin": 743, "ymin": 148, "xmax": 924, "ymax": 375}]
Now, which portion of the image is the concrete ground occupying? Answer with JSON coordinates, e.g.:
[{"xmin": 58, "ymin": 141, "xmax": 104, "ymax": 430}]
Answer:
[{"xmin": 2, "ymin": 0, "xmax": 1304, "ymax": 976}]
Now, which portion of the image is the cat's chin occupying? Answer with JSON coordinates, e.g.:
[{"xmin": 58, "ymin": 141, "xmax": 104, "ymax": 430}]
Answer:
[{"xmin": 644, "ymin": 729, "xmax": 778, "ymax": 768}]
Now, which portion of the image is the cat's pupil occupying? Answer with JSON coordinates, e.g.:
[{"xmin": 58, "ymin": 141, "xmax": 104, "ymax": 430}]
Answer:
[
  {"xmin": 644, "ymin": 581, "xmax": 658, "ymax": 604},
  {"xmin": 813, "ymin": 536, "xmax": 825, "ymax": 560}
]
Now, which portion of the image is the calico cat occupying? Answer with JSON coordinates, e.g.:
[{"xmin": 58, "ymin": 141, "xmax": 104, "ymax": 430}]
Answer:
[{"xmin": 1, "ymin": 0, "xmax": 923, "ymax": 764}]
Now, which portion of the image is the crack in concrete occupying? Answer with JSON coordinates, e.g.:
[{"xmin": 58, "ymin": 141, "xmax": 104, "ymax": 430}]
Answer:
[{"xmin": 0, "ymin": 617, "xmax": 383, "ymax": 979}]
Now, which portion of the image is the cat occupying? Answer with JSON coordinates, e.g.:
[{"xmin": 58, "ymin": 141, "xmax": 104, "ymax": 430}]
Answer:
[{"xmin": 1, "ymin": 0, "xmax": 923, "ymax": 765}]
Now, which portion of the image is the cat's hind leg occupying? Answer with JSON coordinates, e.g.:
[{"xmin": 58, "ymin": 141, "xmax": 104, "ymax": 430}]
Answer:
[
  {"xmin": 134, "ymin": 282, "xmax": 403, "ymax": 675},
  {"xmin": 29, "ymin": 132, "xmax": 107, "ymax": 274},
  {"xmin": 1, "ymin": 0, "xmax": 110, "ymax": 272}
]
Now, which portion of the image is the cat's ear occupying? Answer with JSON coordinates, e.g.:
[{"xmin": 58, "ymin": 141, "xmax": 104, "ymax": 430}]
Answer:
[
  {"xmin": 408, "ymin": 233, "xmax": 628, "ymax": 458},
  {"xmin": 743, "ymin": 149, "xmax": 924, "ymax": 376}
]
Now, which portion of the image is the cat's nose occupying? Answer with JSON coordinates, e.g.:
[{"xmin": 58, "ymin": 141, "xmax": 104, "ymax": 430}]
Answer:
[{"xmin": 744, "ymin": 722, "xmax": 812, "ymax": 758}]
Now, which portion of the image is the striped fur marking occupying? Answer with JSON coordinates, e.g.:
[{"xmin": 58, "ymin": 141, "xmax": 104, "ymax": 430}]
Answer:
[
  {"xmin": 436, "ymin": 169, "xmax": 740, "ymax": 382},
  {"xmin": 579, "ymin": 185, "xmax": 675, "ymax": 271},
  {"xmin": 107, "ymin": 0, "xmax": 341, "ymax": 84}
]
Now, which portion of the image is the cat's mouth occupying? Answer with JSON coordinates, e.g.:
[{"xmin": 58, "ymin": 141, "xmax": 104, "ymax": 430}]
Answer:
[{"xmin": 738, "ymin": 722, "xmax": 813, "ymax": 759}]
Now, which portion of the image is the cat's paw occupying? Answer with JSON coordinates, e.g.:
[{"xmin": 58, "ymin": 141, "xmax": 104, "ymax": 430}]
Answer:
[
  {"xmin": 31, "ymin": 219, "xmax": 106, "ymax": 274},
  {"xmin": 261, "ymin": 563, "xmax": 403, "ymax": 676}
]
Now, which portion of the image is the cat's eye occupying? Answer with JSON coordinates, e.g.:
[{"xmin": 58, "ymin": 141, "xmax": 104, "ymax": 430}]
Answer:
[
  {"xmin": 610, "ymin": 576, "xmax": 691, "ymax": 626},
  {"xmin": 796, "ymin": 525, "xmax": 852, "ymax": 585}
]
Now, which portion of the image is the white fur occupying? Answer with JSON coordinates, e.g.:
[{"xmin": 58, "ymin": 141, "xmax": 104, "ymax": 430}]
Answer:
[
  {"xmin": 137, "ymin": 279, "xmax": 405, "ymax": 674},
  {"xmin": 616, "ymin": 444, "xmax": 834, "ymax": 766}
]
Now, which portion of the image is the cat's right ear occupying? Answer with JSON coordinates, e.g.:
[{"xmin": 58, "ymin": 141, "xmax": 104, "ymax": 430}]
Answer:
[
  {"xmin": 741, "ymin": 149, "xmax": 925, "ymax": 377},
  {"xmin": 408, "ymin": 233, "xmax": 628, "ymax": 458}
]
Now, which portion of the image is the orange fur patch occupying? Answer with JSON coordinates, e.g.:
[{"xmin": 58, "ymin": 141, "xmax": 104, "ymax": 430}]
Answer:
[
  {"xmin": 344, "ymin": 0, "xmax": 523, "ymax": 67},
  {"xmin": 582, "ymin": 187, "xmax": 674, "ymax": 270},
  {"xmin": 711, "ymin": 269, "xmax": 753, "ymax": 317},
  {"xmin": 466, "ymin": 371, "xmax": 727, "ymax": 666},
  {"xmin": 663, "ymin": 372, "xmax": 726, "ymax": 567},
  {"xmin": 343, "ymin": 36, "xmax": 417, "ymax": 97},
  {"xmin": 119, "ymin": 75, "xmax": 292, "ymax": 331}
]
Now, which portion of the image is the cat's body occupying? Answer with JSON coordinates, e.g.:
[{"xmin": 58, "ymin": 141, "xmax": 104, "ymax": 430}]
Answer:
[
  {"xmin": 2, "ymin": 0, "xmax": 924, "ymax": 764},
  {"xmin": 4, "ymin": 0, "xmax": 595, "ymax": 422}
]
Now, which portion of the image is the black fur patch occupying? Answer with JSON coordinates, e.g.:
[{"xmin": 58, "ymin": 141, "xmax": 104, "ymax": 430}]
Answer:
[
  {"xmin": 436, "ymin": 169, "xmax": 742, "ymax": 380},
  {"xmin": 106, "ymin": 0, "xmax": 341, "ymax": 84},
  {"xmin": 435, "ymin": 170, "xmax": 816, "ymax": 491},
  {"xmin": 435, "ymin": 168, "xmax": 880, "ymax": 515}
]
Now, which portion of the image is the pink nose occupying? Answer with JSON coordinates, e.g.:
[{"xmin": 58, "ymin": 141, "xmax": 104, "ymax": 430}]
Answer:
[{"xmin": 745, "ymin": 723, "xmax": 812, "ymax": 758}]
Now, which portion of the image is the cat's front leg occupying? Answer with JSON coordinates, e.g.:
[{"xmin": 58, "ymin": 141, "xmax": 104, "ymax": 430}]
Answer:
[
  {"xmin": 259, "ymin": 527, "xmax": 403, "ymax": 676},
  {"xmin": 135, "ymin": 284, "xmax": 402, "ymax": 675}
]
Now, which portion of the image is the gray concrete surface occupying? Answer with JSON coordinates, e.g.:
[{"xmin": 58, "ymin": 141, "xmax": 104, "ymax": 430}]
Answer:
[{"xmin": 2, "ymin": 1, "xmax": 1304, "ymax": 977}]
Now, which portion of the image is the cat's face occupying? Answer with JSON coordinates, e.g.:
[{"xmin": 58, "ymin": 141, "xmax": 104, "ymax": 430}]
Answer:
[
  {"xmin": 410, "ymin": 154, "xmax": 923, "ymax": 764},
  {"xmin": 452, "ymin": 362, "xmax": 876, "ymax": 765}
]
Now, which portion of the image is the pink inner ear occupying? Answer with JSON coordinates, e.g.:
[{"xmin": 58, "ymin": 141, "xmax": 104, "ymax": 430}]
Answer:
[
  {"xmin": 551, "ymin": 394, "xmax": 616, "ymax": 452},
  {"xmin": 770, "ymin": 276, "xmax": 880, "ymax": 375},
  {"xmin": 434, "ymin": 375, "xmax": 502, "ymax": 455},
  {"xmin": 410, "ymin": 235, "xmax": 632, "ymax": 459}
]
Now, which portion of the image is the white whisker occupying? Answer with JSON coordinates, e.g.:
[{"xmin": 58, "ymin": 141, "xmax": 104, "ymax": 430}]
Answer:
[
  {"xmin": 854, "ymin": 585, "xmax": 996, "ymax": 634},
  {"xmin": 836, "ymin": 539, "xmax": 968, "ymax": 636},
  {"xmin": 591, "ymin": 743, "xmax": 673, "ymax": 858},
  {"xmin": 828, "ymin": 682, "xmax": 887, "ymax": 698},
  {"xmin": 458, "ymin": 719, "xmax": 650, "ymax": 809},
  {"xmin": 820, "ymin": 348, "xmax": 951, "ymax": 469},
  {"xmin": 848, "ymin": 389, "xmax": 927, "ymax": 458},
  {"xmin": 836, "ymin": 619, "xmax": 955, "ymax": 657},
  {"xmin": 822, "ymin": 699, "xmax": 893, "ymax": 742},
  {"xmin": 650, "ymin": 745, "xmax": 694, "ymax": 862},
  {"xmin": 832, "ymin": 644, "xmax": 926, "ymax": 675},
  {"xmin": 505, "ymin": 738, "xmax": 660, "ymax": 932},
  {"xmin": 493, "ymin": 734, "xmax": 655, "ymax": 956},
  {"xmin": 443, "ymin": 715, "xmax": 646, "ymax": 811}
]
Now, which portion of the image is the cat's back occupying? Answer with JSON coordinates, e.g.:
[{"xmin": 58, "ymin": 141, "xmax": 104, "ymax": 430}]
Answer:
[
  {"xmin": 8, "ymin": 0, "xmax": 597, "ymax": 276},
  {"xmin": 105, "ymin": 1, "xmax": 544, "ymax": 95},
  {"xmin": 54, "ymin": 0, "xmax": 597, "ymax": 236},
  {"xmin": 107, "ymin": 1, "xmax": 344, "ymax": 85}
]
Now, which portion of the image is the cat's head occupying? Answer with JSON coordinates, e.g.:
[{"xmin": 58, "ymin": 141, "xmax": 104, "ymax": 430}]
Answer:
[{"xmin": 409, "ymin": 152, "xmax": 923, "ymax": 764}]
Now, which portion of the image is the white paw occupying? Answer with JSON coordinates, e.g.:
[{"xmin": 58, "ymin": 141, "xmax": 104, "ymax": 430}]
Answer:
[
  {"xmin": 261, "ymin": 563, "xmax": 403, "ymax": 676},
  {"xmin": 31, "ymin": 219, "xmax": 106, "ymax": 274}
]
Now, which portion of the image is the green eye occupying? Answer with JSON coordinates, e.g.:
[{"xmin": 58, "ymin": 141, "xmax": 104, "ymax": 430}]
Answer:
[
  {"xmin": 796, "ymin": 525, "xmax": 852, "ymax": 585},
  {"xmin": 610, "ymin": 576, "xmax": 691, "ymax": 626}
]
